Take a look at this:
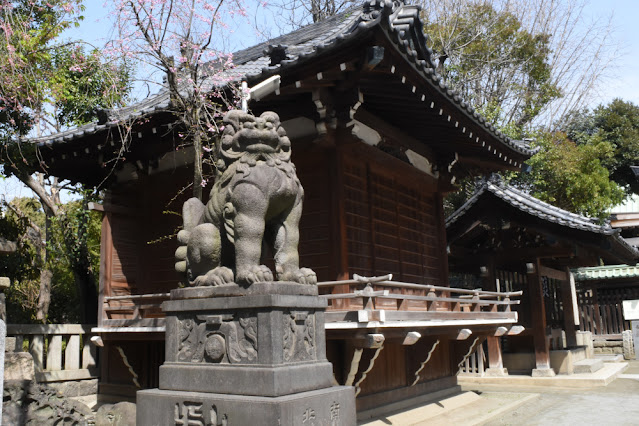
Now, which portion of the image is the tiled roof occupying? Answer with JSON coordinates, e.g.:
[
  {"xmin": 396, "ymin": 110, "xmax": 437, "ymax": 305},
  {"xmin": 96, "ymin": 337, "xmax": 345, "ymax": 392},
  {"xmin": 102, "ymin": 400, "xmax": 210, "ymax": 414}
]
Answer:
[
  {"xmin": 573, "ymin": 265, "xmax": 639, "ymax": 281},
  {"xmin": 446, "ymin": 176, "xmax": 639, "ymax": 264},
  {"xmin": 29, "ymin": 0, "xmax": 534, "ymax": 158},
  {"xmin": 446, "ymin": 177, "xmax": 613, "ymax": 235}
]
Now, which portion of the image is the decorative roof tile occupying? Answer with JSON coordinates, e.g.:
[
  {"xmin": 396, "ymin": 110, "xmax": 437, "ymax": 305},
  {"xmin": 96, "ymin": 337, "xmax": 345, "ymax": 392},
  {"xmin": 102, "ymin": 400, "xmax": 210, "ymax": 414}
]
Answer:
[{"xmin": 573, "ymin": 265, "xmax": 639, "ymax": 281}]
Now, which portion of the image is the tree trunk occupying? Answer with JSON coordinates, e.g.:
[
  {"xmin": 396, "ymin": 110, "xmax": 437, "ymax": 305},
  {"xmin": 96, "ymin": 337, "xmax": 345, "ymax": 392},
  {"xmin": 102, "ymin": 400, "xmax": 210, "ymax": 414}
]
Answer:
[
  {"xmin": 192, "ymin": 108, "xmax": 203, "ymax": 201},
  {"xmin": 36, "ymin": 211, "xmax": 53, "ymax": 323},
  {"xmin": 36, "ymin": 269, "xmax": 52, "ymax": 323},
  {"xmin": 72, "ymin": 267, "xmax": 98, "ymax": 324}
]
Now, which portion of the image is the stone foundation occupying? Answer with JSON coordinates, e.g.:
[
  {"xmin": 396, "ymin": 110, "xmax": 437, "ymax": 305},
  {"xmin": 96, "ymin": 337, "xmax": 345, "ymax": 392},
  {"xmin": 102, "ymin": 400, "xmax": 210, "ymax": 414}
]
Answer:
[
  {"xmin": 593, "ymin": 339, "xmax": 623, "ymax": 355},
  {"xmin": 137, "ymin": 283, "xmax": 356, "ymax": 425},
  {"xmin": 138, "ymin": 386, "xmax": 355, "ymax": 425}
]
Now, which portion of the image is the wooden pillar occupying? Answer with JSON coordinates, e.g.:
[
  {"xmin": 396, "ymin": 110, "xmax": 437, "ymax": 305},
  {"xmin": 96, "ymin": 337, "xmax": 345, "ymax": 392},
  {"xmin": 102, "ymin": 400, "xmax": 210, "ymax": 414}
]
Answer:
[
  {"xmin": 561, "ymin": 268, "xmax": 578, "ymax": 348},
  {"xmin": 486, "ymin": 336, "xmax": 503, "ymax": 368},
  {"xmin": 527, "ymin": 259, "xmax": 555, "ymax": 376},
  {"xmin": 481, "ymin": 257, "xmax": 496, "ymax": 292},
  {"xmin": 485, "ymin": 335, "xmax": 508, "ymax": 376}
]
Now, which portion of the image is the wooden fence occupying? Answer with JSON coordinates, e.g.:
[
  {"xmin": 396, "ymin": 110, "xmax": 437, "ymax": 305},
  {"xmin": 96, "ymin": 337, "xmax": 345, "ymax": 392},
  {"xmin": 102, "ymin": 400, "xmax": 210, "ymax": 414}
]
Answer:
[
  {"xmin": 6, "ymin": 324, "xmax": 98, "ymax": 383},
  {"xmin": 577, "ymin": 288, "xmax": 631, "ymax": 336}
]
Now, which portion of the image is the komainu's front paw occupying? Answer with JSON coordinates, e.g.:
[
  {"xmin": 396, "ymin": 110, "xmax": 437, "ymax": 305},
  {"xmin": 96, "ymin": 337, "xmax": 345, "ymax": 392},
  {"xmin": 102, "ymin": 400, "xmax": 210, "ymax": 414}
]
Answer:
[
  {"xmin": 236, "ymin": 265, "xmax": 274, "ymax": 285},
  {"xmin": 278, "ymin": 267, "xmax": 317, "ymax": 285},
  {"xmin": 192, "ymin": 266, "xmax": 235, "ymax": 287}
]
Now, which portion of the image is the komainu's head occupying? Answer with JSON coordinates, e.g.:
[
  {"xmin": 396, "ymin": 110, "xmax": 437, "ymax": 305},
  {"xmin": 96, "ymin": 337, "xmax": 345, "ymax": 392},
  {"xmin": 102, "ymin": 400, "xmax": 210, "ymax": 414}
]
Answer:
[{"xmin": 218, "ymin": 110, "xmax": 291, "ymax": 167}]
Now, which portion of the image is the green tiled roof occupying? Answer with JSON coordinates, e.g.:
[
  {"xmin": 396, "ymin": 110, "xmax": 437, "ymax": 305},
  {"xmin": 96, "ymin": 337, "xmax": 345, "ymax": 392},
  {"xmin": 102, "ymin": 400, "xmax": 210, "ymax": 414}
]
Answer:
[{"xmin": 572, "ymin": 265, "xmax": 639, "ymax": 281}]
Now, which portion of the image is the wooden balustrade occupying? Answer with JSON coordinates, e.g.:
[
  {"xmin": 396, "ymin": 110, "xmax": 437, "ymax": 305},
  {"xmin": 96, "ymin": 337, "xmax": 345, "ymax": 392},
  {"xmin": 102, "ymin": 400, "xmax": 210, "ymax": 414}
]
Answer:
[
  {"xmin": 102, "ymin": 292, "xmax": 170, "ymax": 326},
  {"xmin": 96, "ymin": 278, "xmax": 521, "ymax": 326},
  {"xmin": 6, "ymin": 324, "xmax": 98, "ymax": 382},
  {"xmin": 318, "ymin": 278, "xmax": 521, "ymax": 316}
]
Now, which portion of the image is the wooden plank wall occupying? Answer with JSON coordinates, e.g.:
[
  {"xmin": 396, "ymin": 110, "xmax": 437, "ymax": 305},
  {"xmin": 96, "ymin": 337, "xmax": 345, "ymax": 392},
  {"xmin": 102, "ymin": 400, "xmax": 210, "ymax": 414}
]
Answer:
[
  {"xmin": 106, "ymin": 168, "xmax": 193, "ymax": 295},
  {"xmin": 354, "ymin": 338, "xmax": 452, "ymax": 398},
  {"xmin": 543, "ymin": 277, "xmax": 564, "ymax": 329},
  {"xmin": 340, "ymin": 147, "xmax": 441, "ymax": 287},
  {"xmin": 294, "ymin": 147, "xmax": 335, "ymax": 282}
]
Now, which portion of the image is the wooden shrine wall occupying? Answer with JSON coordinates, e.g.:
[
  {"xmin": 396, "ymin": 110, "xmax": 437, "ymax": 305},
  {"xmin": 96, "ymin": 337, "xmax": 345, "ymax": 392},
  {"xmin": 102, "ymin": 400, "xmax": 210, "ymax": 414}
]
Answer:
[
  {"xmin": 293, "ymin": 146, "xmax": 338, "ymax": 282},
  {"xmin": 102, "ymin": 167, "xmax": 193, "ymax": 304},
  {"xmin": 340, "ymin": 144, "xmax": 445, "ymax": 285},
  {"xmin": 330, "ymin": 337, "xmax": 454, "ymax": 412}
]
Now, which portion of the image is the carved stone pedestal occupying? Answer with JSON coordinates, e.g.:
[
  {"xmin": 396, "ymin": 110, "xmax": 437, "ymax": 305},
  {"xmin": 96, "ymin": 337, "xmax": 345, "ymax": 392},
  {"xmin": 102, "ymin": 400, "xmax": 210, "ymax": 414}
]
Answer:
[{"xmin": 137, "ymin": 283, "xmax": 356, "ymax": 425}]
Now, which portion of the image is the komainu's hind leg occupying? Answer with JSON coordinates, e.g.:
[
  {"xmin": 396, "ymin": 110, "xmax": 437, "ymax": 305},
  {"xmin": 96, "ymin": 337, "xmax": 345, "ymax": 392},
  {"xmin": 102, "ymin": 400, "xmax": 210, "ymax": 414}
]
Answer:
[{"xmin": 273, "ymin": 198, "xmax": 316, "ymax": 284}]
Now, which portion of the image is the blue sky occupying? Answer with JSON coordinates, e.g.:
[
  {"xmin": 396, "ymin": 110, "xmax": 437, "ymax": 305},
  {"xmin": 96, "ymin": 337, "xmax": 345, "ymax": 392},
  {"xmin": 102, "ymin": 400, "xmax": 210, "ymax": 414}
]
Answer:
[{"xmin": 584, "ymin": 0, "xmax": 639, "ymax": 106}]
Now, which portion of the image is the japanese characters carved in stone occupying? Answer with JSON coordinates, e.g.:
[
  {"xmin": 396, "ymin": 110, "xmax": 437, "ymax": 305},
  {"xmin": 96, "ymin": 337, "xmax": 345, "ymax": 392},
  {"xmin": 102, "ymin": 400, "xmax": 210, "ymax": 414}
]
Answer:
[{"xmin": 175, "ymin": 110, "xmax": 316, "ymax": 287}]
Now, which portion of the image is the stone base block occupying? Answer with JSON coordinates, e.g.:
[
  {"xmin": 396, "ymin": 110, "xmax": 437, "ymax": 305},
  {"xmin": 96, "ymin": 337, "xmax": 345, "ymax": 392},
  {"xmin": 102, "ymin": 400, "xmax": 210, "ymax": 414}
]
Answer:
[
  {"xmin": 531, "ymin": 368, "xmax": 556, "ymax": 377},
  {"xmin": 137, "ymin": 386, "xmax": 356, "ymax": 425},
  {"xmin": 159, "ymin": 361, "xmax": 335, "ymax": 396},
  {"xmin": 484, "ymin": 367, "xmax": 509, "ymax": 377}
]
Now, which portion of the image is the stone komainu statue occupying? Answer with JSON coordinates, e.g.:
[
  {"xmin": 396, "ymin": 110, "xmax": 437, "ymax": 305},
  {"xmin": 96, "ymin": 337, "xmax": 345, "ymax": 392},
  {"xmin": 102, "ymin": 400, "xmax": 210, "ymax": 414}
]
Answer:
[{"xmin": 175, "ymin": 110, "xmax": 317, "ymax": 287}]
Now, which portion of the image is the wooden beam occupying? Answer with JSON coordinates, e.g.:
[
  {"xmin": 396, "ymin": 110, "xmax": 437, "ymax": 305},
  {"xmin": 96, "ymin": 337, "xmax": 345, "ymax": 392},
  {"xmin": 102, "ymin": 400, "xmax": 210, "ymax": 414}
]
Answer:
[
  {"xmin": 354, "ymin": 108, "xmax": 436, "ymax": 164},
  {"xmin": 457, "ymin": 155, "xmax": 520, "ymax": 172},
  {"xmin": 538, "ymin": 265, "xmax": 567, "ymax": 281},
  {"xmin": 89, "ymin": 202, "xmax": 139, "ymax": 216}
]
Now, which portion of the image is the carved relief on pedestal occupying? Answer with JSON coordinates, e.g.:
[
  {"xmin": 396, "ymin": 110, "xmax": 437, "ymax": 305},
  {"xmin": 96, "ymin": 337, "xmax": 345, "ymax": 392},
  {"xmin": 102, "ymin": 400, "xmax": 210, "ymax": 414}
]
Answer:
[
  {"xmin": 283, "ymin": 310, "xmax": 317, "ymax": 362},
  {"xmin": 177, "ymin": 312, "xmax": 258, "ymax": 364}
]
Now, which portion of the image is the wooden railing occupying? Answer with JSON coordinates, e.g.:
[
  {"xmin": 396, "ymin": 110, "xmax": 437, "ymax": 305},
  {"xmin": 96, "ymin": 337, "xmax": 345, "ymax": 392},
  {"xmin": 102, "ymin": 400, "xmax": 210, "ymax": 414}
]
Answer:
[
  {"xmin": 102, "ymin": 292, "xmax": 170, "ymax": 326},
  {"xmin": 318, "ymin": 275, "xmax": 521, "ymax": 318},
  {"xmin": 6, "ymin": 324, "xmax": 98, "ymax": 382},
  {"xmin": 97, "ymin": 276, "xmax": 521, "ymax": 326}
]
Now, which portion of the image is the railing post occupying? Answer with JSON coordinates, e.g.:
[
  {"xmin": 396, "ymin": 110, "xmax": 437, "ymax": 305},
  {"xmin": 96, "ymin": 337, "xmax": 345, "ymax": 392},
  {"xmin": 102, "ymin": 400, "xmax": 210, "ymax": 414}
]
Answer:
[
  {"xmin": 47, "ymin": 334, "xmax": 63, "ymax": 371},
  {"xmin": 30, "ymin": 335, "xmax": 44, "ymax": 372},
  {"xmin": 472, "ymin": 292, "xmax": 481, "ymax": 312},
  {"xmin": 83, "ymin": 334, "xmax": 97, "ymax": 370},
  {"xmin": 66, "ymin": 334, "xmax": 81, "ymax": 370},
  {"xmin": 504, "ymin": 296, "xmax": 511, "ymax": 312}
]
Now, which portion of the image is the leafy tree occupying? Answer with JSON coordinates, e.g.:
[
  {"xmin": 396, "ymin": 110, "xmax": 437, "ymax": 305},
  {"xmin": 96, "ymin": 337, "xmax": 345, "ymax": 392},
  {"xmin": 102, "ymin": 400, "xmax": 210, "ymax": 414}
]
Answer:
[
  {"xmin": 0, "ymin": 0, "xmax": 129, "ymax": 322},
  {"xmin": 563, "ymin": 99, "xmax": 639, "ymax": 196},
  {"xmin": 0, "ymin": 196, "xmax": 101, "ymax": 323},
  {"xmin": 423, "ymin": 1, "xmax": 559, "ymax": 133},
  {"xmin": 520, "ymin": 131, "xmax": 624, "ymax": 218},
  {"xmin": 420, "ymin": 0, "xmax": 619, "ymax": 131}
]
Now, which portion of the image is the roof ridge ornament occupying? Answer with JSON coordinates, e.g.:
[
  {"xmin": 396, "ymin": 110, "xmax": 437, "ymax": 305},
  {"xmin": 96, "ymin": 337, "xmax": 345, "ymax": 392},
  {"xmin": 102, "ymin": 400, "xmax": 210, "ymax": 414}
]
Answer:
[{"xmin": 265, "ymin": 44, "xmax": 289, "ymax": 66}]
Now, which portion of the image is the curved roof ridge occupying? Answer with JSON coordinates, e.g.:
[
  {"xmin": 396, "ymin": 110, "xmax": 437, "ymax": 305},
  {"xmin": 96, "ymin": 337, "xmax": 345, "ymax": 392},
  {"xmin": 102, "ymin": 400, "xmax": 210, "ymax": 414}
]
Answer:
[
  {"xmin": 485, "ymin": 180, "xmax": 613, "ymax": 235},
  {"xmin": 446, "ymin": 178, "xmax": 617, "ymax": 236}
]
